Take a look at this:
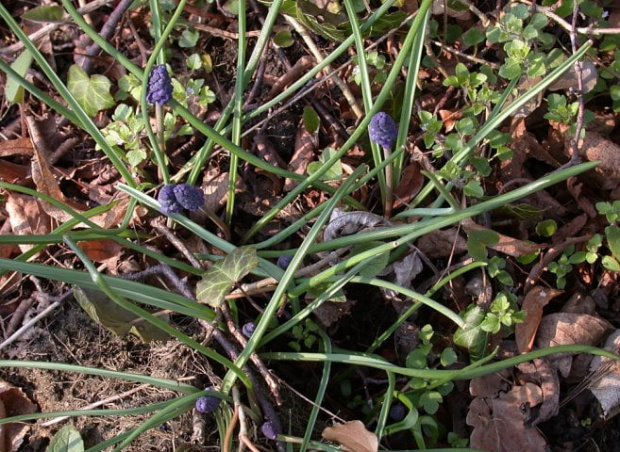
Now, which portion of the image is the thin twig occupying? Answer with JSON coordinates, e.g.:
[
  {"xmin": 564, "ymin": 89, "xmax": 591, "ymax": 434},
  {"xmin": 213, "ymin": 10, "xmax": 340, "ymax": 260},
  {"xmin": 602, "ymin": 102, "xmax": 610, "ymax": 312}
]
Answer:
[
  {"xmin": 80, "ymin": 0, "xmax": 134, "ymax": 74},
  {"xmin": 518, "ymin": 0, "xmax": 620, "ymax": 35},
  {"xmin": 221, "ymin": 304, "xmax": 282, "ymax": 405}
]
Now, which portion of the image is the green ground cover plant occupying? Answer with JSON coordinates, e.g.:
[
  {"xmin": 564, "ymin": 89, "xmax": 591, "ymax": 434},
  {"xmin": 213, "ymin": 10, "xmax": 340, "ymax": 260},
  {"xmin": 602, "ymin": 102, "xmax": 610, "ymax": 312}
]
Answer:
[{"xmin": 0, "ymin": 0, "xmax": 619, "ymax": 450}]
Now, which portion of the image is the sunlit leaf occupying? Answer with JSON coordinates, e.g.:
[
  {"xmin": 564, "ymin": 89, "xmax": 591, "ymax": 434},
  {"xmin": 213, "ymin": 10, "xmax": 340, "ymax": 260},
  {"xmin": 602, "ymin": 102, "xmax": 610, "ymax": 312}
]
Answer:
[
  {"xmin": 453, "ymin": 306, "xmax": 490, "ymax": 361},
  {"xmin": 196, "ymin": 246, "xmax": 259, "ymax": 308},
  {"xmin": 46, "ymin": 425, "xmax": 84, "ymax": 452},
  {"xmin": 67, "ymin": 64, "xmax": 115, "ymax": 117},
  {"xmin": 5, "ymin": 49, "xmax": 33, "ymax": 103},
  {"xmin": 22, "ymin": 4, "xmax": 64, "ymax": 22}
]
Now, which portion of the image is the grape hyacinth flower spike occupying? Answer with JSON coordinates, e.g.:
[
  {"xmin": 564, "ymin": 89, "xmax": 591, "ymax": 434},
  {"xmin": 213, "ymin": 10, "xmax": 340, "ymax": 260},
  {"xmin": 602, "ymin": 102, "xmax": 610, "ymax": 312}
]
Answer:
[
  {"xmin": 157, "ymin": 184, "xmax": 204, "ymax": 214},
  {"xmin": 146, "ymin": 65, "xmax": 173, "ymax": 105},
  {"xmin": 368, "ymin": 111, "xmax": 398, "ymax": 149}
]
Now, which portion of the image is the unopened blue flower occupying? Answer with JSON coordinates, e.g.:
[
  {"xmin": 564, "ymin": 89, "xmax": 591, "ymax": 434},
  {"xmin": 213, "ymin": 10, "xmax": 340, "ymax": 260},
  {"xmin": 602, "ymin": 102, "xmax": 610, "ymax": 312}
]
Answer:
[
  {"xmin": 157, "ymin": 184, "xmax": 183, "ymax": 214},
  {"xmin": 195, "ymin": 393, "xmax": 221, "ymax": 414},
  {"xmin": 157, "ymin": 184, "xmax": 204, "ymax": 214},
  {"xmin": 369, "ymin": 112, "xmax": 398, "ymax": 149},
  {"xmin": 241, "ymin": 322, "xmax": 256, "ymax": 339},
  {"xmin": 276, "ymin": 255, "xmax": 293, "ymax": 269},
  {"xmin": 261, "ymin": 420, "xmax": 279, "ymax": 440},
  {"xmin": 146, "ymin": 65, "xmax": 172, "ymax": 105},
  {"xmin": 173, "ymin": 184, "xmax": 205, "ymax": 210}
]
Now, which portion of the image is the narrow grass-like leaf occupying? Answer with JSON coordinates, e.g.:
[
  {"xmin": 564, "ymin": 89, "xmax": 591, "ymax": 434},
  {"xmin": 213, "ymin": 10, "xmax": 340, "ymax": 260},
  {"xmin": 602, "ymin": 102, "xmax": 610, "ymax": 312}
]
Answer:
[{"xmin": 196, "ymin": 246, "xmax": 259, "ymax": 308}]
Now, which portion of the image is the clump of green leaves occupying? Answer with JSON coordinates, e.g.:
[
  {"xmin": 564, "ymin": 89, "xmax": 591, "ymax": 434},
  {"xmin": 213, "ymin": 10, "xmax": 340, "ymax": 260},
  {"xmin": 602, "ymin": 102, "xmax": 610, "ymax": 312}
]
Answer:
[{"xmin": 486, "ymin": 4, "xmax": 553, "ymax": 80}]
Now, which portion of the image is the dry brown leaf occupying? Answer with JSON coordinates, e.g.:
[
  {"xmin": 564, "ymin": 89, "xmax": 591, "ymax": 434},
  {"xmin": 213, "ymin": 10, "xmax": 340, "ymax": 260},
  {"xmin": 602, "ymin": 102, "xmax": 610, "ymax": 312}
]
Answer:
[
  {"xmin": 549, "ymin": 60, "xmax": 597, "ymax": 94},
  {"xmin": 536, "ymin": 313, "xmax": 611, "ymax": 376},
  {"xmin": 416, "ymin": 228, "xmax": 467, "ymax": 258},
  {"xmin": 0, "ymin": 380, "xmax": 38, "ymax": 452},
  {"xmin": 202, "ymin": 167, "xmax": 230, "ymax": 212},
  {"xmin": 536, "ymin": 313, "xmax": 611, "ymax": 349},
  {"xmin": 285, "ymin": 122, "xmax": 317, "ymax": 191},
  {"xmin": 322, "ymin": 421, "xmax": 378, "ymax": 452},
  {"xmin": 393, "ymin": 163, "xmax": 423, "ymax": 209},
  {"xmin": 78, "ymin": 239, "xmax": 122, "ymax": 263},
  {"xmin": 461, "ymin": 218, "xmax": 543, "ymax": 257},
  {"xmin": 438, "ymin": 109, "xmax": 462, "ymax": 132},
  {"xmin": 516, "ymin": 286, "xmax": 563, "ymax": 354},
  {"xmin": 5, "ymin": 194, "xmax": 51, "ymax": 252},
  {"xmin": 469, "ymin": 370, "xmax": 512, "ymax": 398},
  {"xmin": 0, "ymin": 138, "xmax": 33, "ymax": 157},
  {"xmin": 0, "ymin": 161, "xmax": 29, "ymax": 184},
  {"xmin": 588, "ymin": 329, "xmax": 620, "ymax": 419},
  {"xmin": 517, "ymin": 358, "xmax": 561, "ymax": 425},
  {"xmin": 577, "ymin": 131, "xmax": 620, "ymax": 187},
  {"xmin": 467, "ymin": 383, "xmax": 547, "ymax": 452}
]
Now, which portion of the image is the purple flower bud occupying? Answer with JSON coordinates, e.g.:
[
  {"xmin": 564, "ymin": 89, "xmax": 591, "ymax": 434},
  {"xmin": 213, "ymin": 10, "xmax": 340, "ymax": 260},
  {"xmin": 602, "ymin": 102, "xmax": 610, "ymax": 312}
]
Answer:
[
  {"xmin": 146, "ymin": 65, "xmax": 173, "ymax": 105},
  {"xmin": 389, "ymin": 403, "xmax": 406, "ymax": 421},
  {"xmin": 196, "ymin": 394, "xmax": 221, "ymax": 414},
  {"xmin": 276, "ymin": 255, "xmax": 293, "ymax": 269},
  {"xmin": 157, "ymin": 184, "xmax": 183, "ymax": 214},
  {"xmin": 173, "ymin": 184, "xmax": 205, "ymax": 211},
  {"xmin": 241, "ymin": 322, "xmax": 256, "ymax": 339},
  {"xmin": 260, "ymin": 421, "xmax": 279, "ymax": 440},
  {"xmin": 369, "ymin": 112, "xmax": 398, "ymax": 149}
]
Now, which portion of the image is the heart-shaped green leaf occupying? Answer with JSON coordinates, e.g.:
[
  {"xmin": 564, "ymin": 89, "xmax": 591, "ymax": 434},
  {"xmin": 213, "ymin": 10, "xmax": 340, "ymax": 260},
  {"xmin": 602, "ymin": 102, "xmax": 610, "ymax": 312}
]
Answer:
[
  {"xmin": 46, "ymin": 425, "xmax": 84, "ymax": 452},
  {"xmin": 67, "ymin": 64, "xmax": 115, "ymax": 117},
  {"xmin": 196, "ymin": 246, "xmax": 259, "ymax": 308}
]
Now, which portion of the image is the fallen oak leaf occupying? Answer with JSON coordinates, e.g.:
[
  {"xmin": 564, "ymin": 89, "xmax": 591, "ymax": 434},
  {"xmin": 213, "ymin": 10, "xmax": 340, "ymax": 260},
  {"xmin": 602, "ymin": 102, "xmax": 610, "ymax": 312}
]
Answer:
[
  {"xmin": 322, "ymin": 420, "xmax": 378, "ymax": 452},
  {"xmin": 516, "ymin": 286, "xmax": 563, "ymax": 354},
  {"xmin": 467, "ymin": 383, "xmax": 547, "ymax": 452}
]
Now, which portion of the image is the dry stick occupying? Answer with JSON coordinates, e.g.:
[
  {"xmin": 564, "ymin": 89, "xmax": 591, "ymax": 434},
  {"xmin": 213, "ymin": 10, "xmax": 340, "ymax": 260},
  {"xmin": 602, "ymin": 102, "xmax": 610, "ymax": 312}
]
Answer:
[
  {"xmin": 198, "ymin": 319, "xmax": 284, "ymax": 452},
  {"xmin": 568, "ymin": 0, "xmax": 587, "ymax": 165},
  {"xmin": 0, "ymin": 0, "xmax": 113, "ymax": 54},
  {"xmin": 429, "ymin": 40, "xmax": 501, "ymax": 69},
  {"xmin": 518, "ymin": 0, "xmax": 620, "ymax": 35},
  {"xmin": 220, "ymin": 304, "xmax": 282, "ymax": 405},
  {"xmin": 284, "ymin": 16, "xmax": 364, "ymax": 119},
  {"xmin": 152, "ymin": 220, "xmax": 203, "ymax": 269},
  {"xmin": 79, "ymin": 0, "xmax": 134, "ymax": 74},
  {"xmin": 41, "ymin": 383, "xmax": 152, "ymax": 426},
  {"xmin": 5, "ymin": 298, "xmax": 34, "ymax": 337},
  {"xmin": 232, "ymin": 385, "xmax": 262, "ymax": 452},
  {"xmin": 223, "ymin": 403, "xmax": 239, "ymax": 452},
  {"xmin": 0, "ymin": 298, "xmax": 65, "ymax": 352}
]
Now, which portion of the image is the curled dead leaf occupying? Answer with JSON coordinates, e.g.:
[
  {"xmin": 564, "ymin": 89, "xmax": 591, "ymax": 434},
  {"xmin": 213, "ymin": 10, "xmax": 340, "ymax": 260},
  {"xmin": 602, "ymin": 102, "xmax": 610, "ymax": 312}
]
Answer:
[
  {"xmin": 467, "ymin": 383, "xmax": 547, "ymax": 452},
  {"xmin": 5, "ymin": 194, "xmax": 51, "ymax": 253},
  {"xmin": 516, "ymin": 286, "xmax": 563, "ymax": 354},
  {"xmin": 322, "ymin": 421, "xmax": 378, "ymax": 452},
  {"xmin": 0, "ymin": 380, "xmax": 38, "ymax": 452}
]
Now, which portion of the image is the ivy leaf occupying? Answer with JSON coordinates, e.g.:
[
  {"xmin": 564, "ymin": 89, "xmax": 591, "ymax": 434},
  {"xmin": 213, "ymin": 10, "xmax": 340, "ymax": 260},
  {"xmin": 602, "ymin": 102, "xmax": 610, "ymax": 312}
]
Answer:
[
  {"xmin": 67, "ymin": 64, "xmax": 115, "ymax": 117},
  {"xmin": 196, "ymin": 246, "xmax": 259, "ymax": 308},
  {"xmin": 46, "ymin": 425, "xmax": 84, "ymax": 452}
]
